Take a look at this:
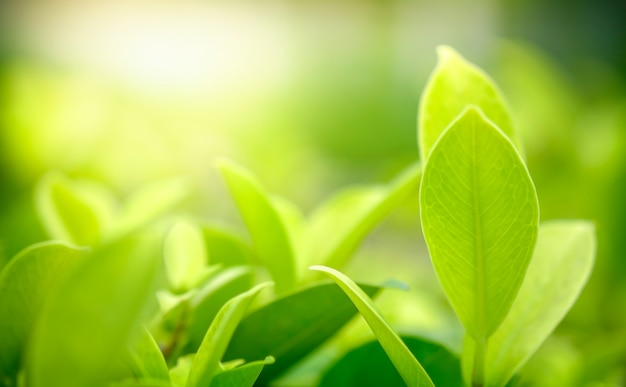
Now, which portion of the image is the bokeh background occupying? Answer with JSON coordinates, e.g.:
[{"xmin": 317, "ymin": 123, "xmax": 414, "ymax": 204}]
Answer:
[{"xmin": 1, "ymin": 0, "xmax": 625, "ymax": 384}]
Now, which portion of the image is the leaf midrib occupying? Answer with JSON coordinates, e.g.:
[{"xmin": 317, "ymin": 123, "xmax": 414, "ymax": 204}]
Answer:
[{"xmin": 471, "ymin": 124, "xmax": 486, "ymax": 339}]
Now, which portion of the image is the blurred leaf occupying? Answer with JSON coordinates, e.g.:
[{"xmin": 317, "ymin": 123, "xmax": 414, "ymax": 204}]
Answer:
[
  {"xmin": 419, "ymin": 107, "xmax": 538, "ymax": 340},
  {"xmin": 210, "ymin": 356, "xmax": 275, "ymax": 387},
  {"xmin": 310, "ymin": 265, "xmax": 434, "ymax": 387},
  {"xmin": 27, "ymin": 235, "xmax": 161, "ymax": 387},
  {"xmin": 170, "ymin": 355, "xmax": 194, "ymax": 387},
  {"xmin": 307, "ymin": 162, "xmax": 421, "ymax": 271},
  {"xmin": 186, "ymin": 282, "xmax": 272, "ymax": 387},
  {"xmin": 0, "ymin": 242, "xmax": 87, "ymax": 382},
  {"xmin": 202, "ymin": 226, "xmax": 252, "ymax": 267},
  {"xmin": 224, "ymin": 281, "xmax": 383, "ymax": 383},
  {"xmin": 117, "ymin": 178, "xmax": 189, "ymax": 237},
  {"xmin": 320, "ymin": 336, "xmax": 462, "ymax": 387},
  {"xmin": 35, "ymin": 172, "xmax": 115, "ymax": 246},
  {"xmin": 216, "ymin": 159, "xmax": 296, "ymax": 294},
  {"xmin": 484, "ymin": 221, "xmax": 596, "ymax": 387},
  {"xmin": 109, "ymin": 379, "xmax": 172, "ymax": 387},
  {"xmin": 127, "ymin": 326, "xmax": 170, "ymax": 382},
  {"xmin": 419, "ymin": 45, "xmax": 520, "ymax": 160},
  {"xmin": 164, "ymin": 221, "xmax": 209, "ymax": 292},
  {"xmin": 184, "ymin": 267, "xmax": 253, "ymax": 354}
]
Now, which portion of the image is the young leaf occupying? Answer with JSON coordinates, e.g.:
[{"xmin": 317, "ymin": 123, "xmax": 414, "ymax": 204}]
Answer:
[
  {"xmin": 27, "ymin": 235, "xmax": 161, "ymax": 387},
  {"xmin": 216, "ymin": 159, "xmax": 296, "ymax": 294},
  {"xmin": 164, "ymin": 221, "xmax": 209, "ymax": 292},
  {"xmin": 35, "ymin": 172, "xmax": 115, "ymax": 246},
  {"xmin": 223, "ymin": 281, "xmax": 383, "ymax": 383},
  {"xmin": 201, "ymin": 225, "xmax": 253, "ymax": 267},
  {"xmin": 0, "ymin": 242, "xmax": 87, "ymax": 382},
  {"xmin": 484, "ymin": 220, "xmax": 596, "ymax": 387},
  {"xmin": 319, "ymin": 336, "xmax": 462, "ymax": 387},
  {"xmin": 419, "ymin": 46, "xmax": 521, "ymax": 160},
  {"xmin": 186, "ymin": 282, "xmax": 272, "ymax": 387},
  {"xmin": 310, "ymin": 265, "xmax": 434, "ymax": 387},
  {"xmin": 307, "ymin": 162, "xmax": 422, "ymax": 271},
  {"xmin": 127, "ymin": 326, "xmax": 171, "ymax": 382},
  {"xmin": 419, "ymin": 107, "xmax": 539, "ymax": 340},
  {"xmin": 210, "ymin": 356, "xmax": 275, "ymax": 387}
]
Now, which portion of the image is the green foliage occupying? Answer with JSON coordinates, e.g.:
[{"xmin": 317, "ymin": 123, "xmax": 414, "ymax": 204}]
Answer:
[
  {"xmin": 420, "ymin": 107, "xmax": 539, "ymax": 340},
  {"xmin": 311, "ymin": 265, "xmax": 434, "ymax": 387},
  {"xmin": 0, "ymin": 242, "xmax": 87, "ymax": 384},
  {"xmin": 0, "ymin": 45, "xmax": 599, "ymax": 387},
  {"xmin": 223, "ymin": 281, "xmax": 383, "ymax": 383}
]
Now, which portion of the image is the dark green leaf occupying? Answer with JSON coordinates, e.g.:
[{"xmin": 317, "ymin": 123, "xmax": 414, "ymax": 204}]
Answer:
[
  {"xmin": 320, "ymin": 336, "xmax": 462, "ymax": 387},
  {"xmin": 224, "ymin": 280, "xmax": 383, "ymax": 384}
]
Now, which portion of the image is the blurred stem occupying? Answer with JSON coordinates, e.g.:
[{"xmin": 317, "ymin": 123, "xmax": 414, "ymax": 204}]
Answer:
[{"xmin": 472, "ymin": 336, "xmax": 487, "ymax": 387}]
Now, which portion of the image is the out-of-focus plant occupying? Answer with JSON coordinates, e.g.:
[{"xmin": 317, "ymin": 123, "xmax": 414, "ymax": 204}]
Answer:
[{"xmin": 0, "ymin": 46, "xmax": 600, "ymax": 387}]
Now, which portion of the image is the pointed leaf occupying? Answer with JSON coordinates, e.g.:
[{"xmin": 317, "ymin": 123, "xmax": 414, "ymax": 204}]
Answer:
[
  {"xmin": 127, "ymin": 326, "xmax": 171, "ymax": 382},
  {"xmin": 217, "ymin": 159, "xmax": 295, "ymax": 293},
  {"xmin": 320, "ymin": 336, "xmax": 462, "ymax": 387},
  {"xmin": 210, "ymin": 356, "xmax": 275, "ymax": 387},
  {"xmin": 224, "ymin": 281, "xmax": 383, "ymax": 383},
  {"xmin": 186, "ymin": 282, "xmax": 272, "ymax": 387},
  {"xmin": 308, "ymin": 162, "xmax": 422, "ymax": 271},
  {"xmin": 201, "ymin": 226, "xmax": 253, "ymax": 267},
  {"xmin": 485, "ymin": 221, "xmax": 596, "ymax": 386},
  {"xmin": 310, "ymin": 265, "xmax": 434, "ymax": 387},
  {"xmin": 419, "ymin": 107, "xmax": 539, "ymax": 339},
  {"xmin": 35, "ymin": 172, "xmax": 115, "ymax": 246},
  {"xmin": 27, "ymin": 235, "xmax": 161, "ymax": 387},
  {"xmin": 419, "ymin": 46, "xmax": 520, "ymax": 160},
  {"xmin": 184, "ymin": 267, "xmax": 253, "ymax": 353},
  {"xmin": 0, "ymin": 242, "xmax": 87, "ymax": 382},
  {"xmin": 164, "ymin": 221, "xmax": 208, "ymax": 292}
]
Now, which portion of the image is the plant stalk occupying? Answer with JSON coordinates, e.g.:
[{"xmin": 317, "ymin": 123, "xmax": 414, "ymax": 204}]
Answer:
[{"xmin": 472, "ymin": 337, "xmax": 487, "ymax": 387}]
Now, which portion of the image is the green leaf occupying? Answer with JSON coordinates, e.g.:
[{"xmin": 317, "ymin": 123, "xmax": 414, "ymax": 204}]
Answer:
[
  {"xmin": 35, "ymin": 172, "xmax": 115, "ymax": 246},
  {"xmin": 210, "ymin": 356, "xmax": 275, "ymax": 387},
  {"xmin": 27, "ymin": 235, "xmax": 161, "ymax": 387},
  {"xmin": 319, "ymin": 336, "xmax": 462, "ymax": 387},
  {"xmin": 109, "ymin": 379, "xmax": 173, "ymax": 387},
  {"xmin": 170, "ymin": 355, "xmax": 194, "ymax": 387},
  {"xmin": 201, "ymin": 226, "xmax": 253, "ymax": 267},
  {"xmin": 223, "ymin": 281, "xmax": 383, "ymax": 383},
  {"xmin": 186, "ymin": 282, "xmax": 272, "ymax": 387},
  {"xmin": 419, "ymin": 106, "xmax": 539, "ymax": 339},
  {"xmin": 184, "ymin": 267, "xmax": 253, "ymax": 354},
  {"xmin": 0, "ymin": 242, "xmax": 87, "ymax": 382},
  {"xmin": 127, "ymin": 326, "xmax": 171, "ymax": 382},
  {"xmin": 164, "ymin": 221, "xmax": 209, "ymax": 292},
  {"xmin": 310, "ymin": 266, "xmax": 434, "ymax": 387},
  {"xmin": 116, "ymin": 178, "xmax": 189, "ymax": 237},
  {"xmin": 484, "ymin": 220, "xmax": 596, "ymax": 387},
  {"xmin": 307, "ymin": 162, "xmax": 422, "ymax": 271},
  {"xmin": 419, "ymin": 46, "xmax": 521, "ymax": 160},
  {"xmin": 216, "ymin": 159, "xmax": 296, "ymax": 294}
]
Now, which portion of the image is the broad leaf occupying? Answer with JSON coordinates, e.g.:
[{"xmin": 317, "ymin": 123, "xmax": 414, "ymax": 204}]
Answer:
[
  {"xmin": 310, "ymin": 266, "xmax": 434, "ymax": 387},
  {"xmin": 164, "ymin": 221, "xmax": 209, "ymax": 292},
  {"xmin": 320, "ymin": 336, "xmax": 462, "ymax": 387},
  {"xmin": 211, "ymin": 356, "xmax": 275, "ymax": 387},
  {"xmin": 35, "ymin": 172, "xmax": 115, "ymax": 246},
  {"xmin": 419, "ymin": 107, "xmax": 539, "ymax": 339},
  {"xmin": 202, "ymin": 226, "xmax": 253, "ymax": 267},
  {"xmin": 0, "ymin": 242, "xmax": 87, "ymax": 382},
  {"xmin": 223, "ymin": 281, "xmax": 383, "ymax": 383},
  {"xmin": 484, "ymin": 220, "xmax": 596, "ymax": 386},
  {"xmin": 27, "ymin": 235, "xmax": 161, "ymax": 387},
  {"xmin": 419, "ymin": 46, "xmax": 520, "ymax": 160},
  {"xmin": 217, "ymin": 159, "xmax": 296, "ymax": 294},
  {"xmin": 186, "ymin": 282, "xmax": 272, "ymax": 387},
  {"xmin": 127, "ymin": 326, "xmax": 171, "ymax": 382},
  {"xmin": 307, "ymin": 162, "xmax": 422, "ymax": 271}
]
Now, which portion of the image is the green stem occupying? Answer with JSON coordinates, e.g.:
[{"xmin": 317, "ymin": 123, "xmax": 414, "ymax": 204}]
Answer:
[{"xmin": 472, "ymin": 337, "xmax": 487, "ymax": 387}]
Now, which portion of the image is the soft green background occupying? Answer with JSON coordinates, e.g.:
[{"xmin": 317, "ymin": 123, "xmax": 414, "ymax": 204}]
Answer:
[{"xmin": 0, "ymin": 0, "xmax": 624, "ymax": 384}]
